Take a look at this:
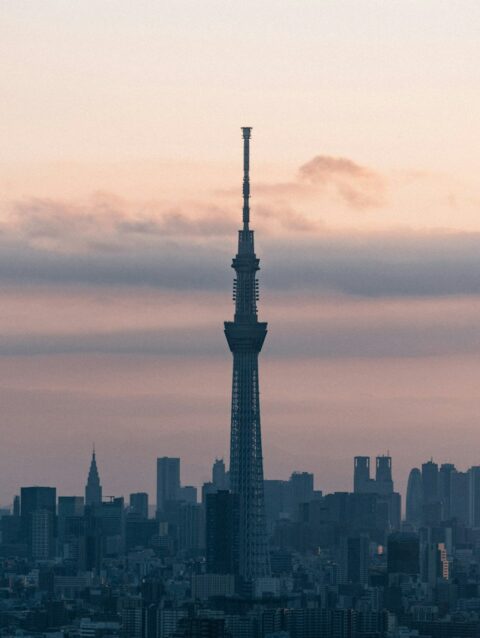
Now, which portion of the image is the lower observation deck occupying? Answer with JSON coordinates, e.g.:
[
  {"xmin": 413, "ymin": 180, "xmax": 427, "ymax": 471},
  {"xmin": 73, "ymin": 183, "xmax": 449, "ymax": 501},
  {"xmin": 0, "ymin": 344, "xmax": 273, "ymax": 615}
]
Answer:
[{"xmin": 224, "ymin": 321, "xmax": 267, "ymax": 353}]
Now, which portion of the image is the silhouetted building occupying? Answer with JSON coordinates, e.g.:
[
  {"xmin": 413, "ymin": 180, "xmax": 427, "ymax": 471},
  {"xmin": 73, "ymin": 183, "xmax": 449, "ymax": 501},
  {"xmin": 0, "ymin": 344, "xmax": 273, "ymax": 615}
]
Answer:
[
  {"xmin": 178, "ymin": 503, "xmax": 205, "ymax": 553},
  {"xmin": 387, "ymin": 532, "xmax": 420, "ymax": 575},
  {"xmin": 289, "ymin": 471, "xmax": 314, "ymax": 519},
  {"xmin": 354, "ymin": 456, "xmax": 374, "ymax": 493},
  {"xmin": 13, "ymin": 495, "xmax": 20, "ymax": 517},
  {"xmin": 422, "ymin": 542, "xmax": 449, "ymax": 585},
  {"xmin": 201, "ymin": 482, "xmax": 215, "ymax": 505},
  {"xmin": 126, "ymin": 515, "xmax": 157, "ymax": 550},
  {"xmin": 339, "ymin": 535, "xmax": 369, "ymax": 586},
  {"xmin": 212, "ymin": 458, "xmax": 229, "ymax": 490},
  {"xmin": 264, "ymin": 480, "xmax": 289, "ymax": 532},
  {"xmin": 129, "ymin": 492, "xmax": 148, "ymax": 518},
  {"xmin": 58, "ymin": 496, "xmax": 84, "ymax": 544},
  {"xmin": 179, "ymin": 485, "xmax": 197, "ymax": 504},
  {"xmin": 206, "ymin": 490, "xmax": 239, "ymax": 575},
  {"xmin": 156, "ymin": 457, "xmax": 180, "ymax": 515},
  {"xmin": 439, "ymin": 463, "xmax": 455, "ymax": 520},
  {"xmin": 422, "ymin": 460, "xmax": 439, "ymax": 505},
  {"xmin": 85, "ymin": 449, "xmax": 102, "ymax": 507},
  {"xmin": 406, "ymin": 468, "xmax": 423, "ymax": 527},
  {"xmin": 375, "ymin": 455, "xmax": 393, "ymax": 494},
  {"xmin": 20, "ymin": 486, "xmax": 56, "ymax": 553},
  {"xmin": 31, "ymin": 509, "xmax": 55, "ymax": 560},
  {"xmin": 97, "ymin": 497, "xmax": 125, "ymax": 556},
  {"xmin": 451, "ymin": 470, "xmax": 469, "ymax": 525},
  {"xmin": 469, "ymin": 466, "xmax": 480, "ymax": 528}
]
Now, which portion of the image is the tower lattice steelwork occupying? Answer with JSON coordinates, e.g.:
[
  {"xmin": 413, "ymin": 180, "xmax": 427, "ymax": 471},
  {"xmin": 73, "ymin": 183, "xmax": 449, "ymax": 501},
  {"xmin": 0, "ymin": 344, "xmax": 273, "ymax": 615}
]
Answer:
[{"xmin": 224, "ymin": 127, "xmax": 270, "ymax": 580}]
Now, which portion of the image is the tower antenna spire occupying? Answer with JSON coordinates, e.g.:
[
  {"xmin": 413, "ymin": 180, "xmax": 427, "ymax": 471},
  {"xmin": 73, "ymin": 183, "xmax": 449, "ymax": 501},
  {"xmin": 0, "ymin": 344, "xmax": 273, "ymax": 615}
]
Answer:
[{"xmin": 241, "ymin": 127, "xmax": 252, "ymax": 230}]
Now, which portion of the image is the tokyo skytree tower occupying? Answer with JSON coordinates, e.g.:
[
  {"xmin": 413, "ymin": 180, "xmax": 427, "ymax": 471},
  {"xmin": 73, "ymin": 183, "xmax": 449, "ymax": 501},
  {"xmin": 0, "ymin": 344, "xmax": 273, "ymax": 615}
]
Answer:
[{"xmin": 224, "ymin": 127, "xmax": 270, "ymax": 580}]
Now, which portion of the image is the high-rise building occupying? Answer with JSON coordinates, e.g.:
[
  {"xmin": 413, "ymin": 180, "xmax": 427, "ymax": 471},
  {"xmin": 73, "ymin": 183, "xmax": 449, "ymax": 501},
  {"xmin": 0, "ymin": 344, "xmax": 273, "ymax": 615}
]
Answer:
[
  {"xmin": 422, "ymin": 542, "xmax": 449, "ymax": 585},
  {"xmin": 339, "ymin": 535, "xmax": 370, "ymax": 586},
  {"xmin": 20, "ymin": 486, "xmax": 56, "ymax": 549},
  {"xmin": 406, "ymin": 468, "xmax": 423, "ymax": 527},
  {"xmin": 58, "ymin": 496, "xmax": 84, "ymax": 543},
  {"xmin": 31, "ymin": 509, "xmax": 55, "ymax": 560},
  {"xmin": 224, "ymin": 127, "xmax": 270, "ymax": 580},
  {"xmin": 469, "ymin": 466, "xmax": 480, "ymax": 528},
  {"xmin": 439, "ymin": 463, "xmax": 455, "ymax": 520},
  {"xmin": 206, "ymin": 490, "xmax": 240, "ymax": 575},
  {"xmin": 450, "ymin": 470, "xmax": 469, "ymax": 525},
  {"xmin": 201, "ymin": 482, "xmax": 216, "ymax": 505},
  {"xmin": 156, "ymin": 457, "xmax": 180, "ymax": 515},
  {"xmin": 177, "ymin": 502, "xmax": 205, "ymax": 552},
  {"xmin": 120, "ymin": 596, "xmax": 143, "ymax": 638},
  {"xmin": 179, "ymin": 485, "xmax": 197, "ymax": 504},
  {"xmin": 421, "ymin": 460, "xmax": 439, "ymax": 505},
  {"xmin": 375, "ymin": 456, "xmax": 393, "ymax": 495},
  {"xmin": 13, "ymin": 495, "xmax": 20, "ymax": 518},
  {"xmin": 98, "ymin": 497, "xmax": 125, "ymax": 556},
  {"xmin": 387, "ymin": 532, "xmax": 420, "ymax": 575},
  {"xmin": 85, "ymin": 448, "xmax": 102, "ymax": 507},
  {"xmin": 129, "ymin": 493, "xmax": 149, "ymax": 519},
  {"xmin": 289, "ymin": 472, "xmax": 314, "ymax": 518},
  {"xmin": 212, "ymin": 458, "xmax": 228, "ymax": 490},
  {"xmin": 354, "ymin": 456, "xmax": 371, "ymax": 493},
  {"xmin": 264, "ymin": 480, "xmax": 289, "ymax": 532}
]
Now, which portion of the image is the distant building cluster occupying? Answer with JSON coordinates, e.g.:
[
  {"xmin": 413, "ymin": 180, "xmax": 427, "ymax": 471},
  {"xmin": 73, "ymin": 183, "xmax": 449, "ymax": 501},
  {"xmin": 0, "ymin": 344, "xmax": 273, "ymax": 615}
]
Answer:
[{"xmin": 1, "ymin": 451, "xmax": 480, "ymax": 637}]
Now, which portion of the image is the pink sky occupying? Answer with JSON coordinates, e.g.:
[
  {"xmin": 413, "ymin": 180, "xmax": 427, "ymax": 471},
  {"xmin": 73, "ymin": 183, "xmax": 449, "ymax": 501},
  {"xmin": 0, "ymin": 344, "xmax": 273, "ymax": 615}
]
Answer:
[{"xmin": 2, "ymin": 2, "xmax": 480, "ymax": 504}]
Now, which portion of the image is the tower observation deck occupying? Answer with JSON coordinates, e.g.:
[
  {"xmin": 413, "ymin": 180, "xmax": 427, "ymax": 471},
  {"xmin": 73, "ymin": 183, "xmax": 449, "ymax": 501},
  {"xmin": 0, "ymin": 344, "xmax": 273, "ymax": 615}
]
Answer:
[{"xmin": 224, "ymin": 127, "xmax": 270, "ymax": 580}]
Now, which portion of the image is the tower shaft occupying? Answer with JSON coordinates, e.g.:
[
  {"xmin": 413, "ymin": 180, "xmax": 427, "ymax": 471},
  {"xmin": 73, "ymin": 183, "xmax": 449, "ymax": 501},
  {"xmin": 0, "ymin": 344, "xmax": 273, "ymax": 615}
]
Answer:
[{"xmin": 224, "ymin": 128, "xmax": 270, "ymax": 580}]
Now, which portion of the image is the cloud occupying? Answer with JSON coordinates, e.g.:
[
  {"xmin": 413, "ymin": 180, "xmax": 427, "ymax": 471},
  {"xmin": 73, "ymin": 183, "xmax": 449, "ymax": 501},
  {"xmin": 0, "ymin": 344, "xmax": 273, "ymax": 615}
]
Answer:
[
  {"xmin": 298, "ymin": 155, "xmax": 387, "ymax": 209},
  {"xmin": 1, "ymin": 294, "xmax": 479, "ymax": 360},
  {"xmin": 2, "ymin": 203, "xmax": 480, "ymax": 302},
  {"xmin": 255, "ymin": 203, "xmax": 322, "ymax": 232},
  {"xmin": 4, "ymin": 194, "xmax": 239, "ymax": 254},
  {"xmin": 219, "ymin": 154, "xmax": 387, "ymax": 211}
]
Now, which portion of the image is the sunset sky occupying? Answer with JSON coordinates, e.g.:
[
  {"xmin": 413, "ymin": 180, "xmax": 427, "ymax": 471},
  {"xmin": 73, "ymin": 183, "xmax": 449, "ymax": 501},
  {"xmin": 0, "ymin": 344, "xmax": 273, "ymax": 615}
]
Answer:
[{"xmin": 2, "ymin": 2, "xmax": 480, "ymax": 504}]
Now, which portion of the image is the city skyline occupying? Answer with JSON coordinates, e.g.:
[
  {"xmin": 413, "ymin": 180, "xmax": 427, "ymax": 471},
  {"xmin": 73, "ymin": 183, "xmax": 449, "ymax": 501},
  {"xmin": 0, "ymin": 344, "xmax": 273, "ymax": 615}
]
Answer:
[{"xmin": 3, "ymin": 2, "xmax": 480, "ymax": 505}]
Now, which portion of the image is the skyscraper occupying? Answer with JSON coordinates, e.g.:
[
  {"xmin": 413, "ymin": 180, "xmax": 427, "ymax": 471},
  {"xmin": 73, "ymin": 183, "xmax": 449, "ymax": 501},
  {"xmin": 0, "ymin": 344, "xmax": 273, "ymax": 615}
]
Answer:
[
  {"xmin": 58, "ymin": 496, "xmax": 84, "ymax": 543},
  {"xmin": 421, "ymin": 460, "xmax": 439, "ymax": 505},
  {"xmin": 439, "ymin": 463, "xmax": 455, "ymax": 520},
  {"xmin": 354, "ymin": 456, "xmax": 372, "ymax": 493},
  {"xmin": 339, "ymin": 535, "xmax": 370, "ymax": 586},
  {"xmin": 406, "ymin": 468, "xmax": 423, "ymax": 527},
  {"xmin": 156, "ymin": 457, "xmax": 180, "ymax": 515},
  {"xmin": 20, "ymin": 486, "xmax": 56, "ymax": 551},
  {"xmin": 129, "ymin": 492, "xmax": 149, "ymax": 519},
  {"xmin": 375, "ymin": 455, "xmax": 394, "ymax": 495},
  {"xmin": 289, "ymin": 472, "xmax": 314, "ymax": 519},
  {"xmin": 468, "ymin": 466, "xmax": 480, "ymax": 528},
  {"xmin": 31, "ymin": 509, "xmax": 55, "ymax": 560},
  {"xmin": 206, "ymin": 490, "xmax": 240, "ymax": 575},
  {"xmin": 450, "ymin": 470, "xmax": 469, "ymax": 525},
  {"xmin": 85, "ymin": 448, "xmax": 102, "ymax": 507},
  {"xmin": 212, "ymin": 458, "xmax": 228, "ymax": 490},
  {"xmin": 224, "ymin": 127, "xmax": 270, "ymax": 580}
]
